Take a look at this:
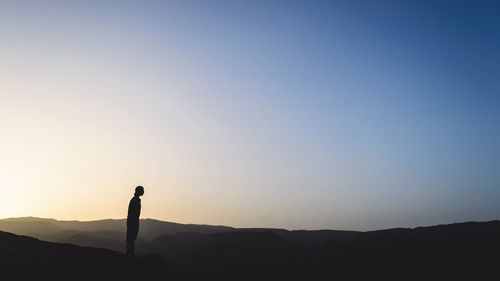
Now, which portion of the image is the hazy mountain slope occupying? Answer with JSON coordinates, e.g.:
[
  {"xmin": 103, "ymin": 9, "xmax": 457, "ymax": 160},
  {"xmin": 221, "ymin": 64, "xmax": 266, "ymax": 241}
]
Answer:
[
  {"xmin": 0, "ymin": 217, "xmax": 233, "ymax": 241},
  {"xmin": 0, "ymin": 217, "xmax": 62, "ymax": 240},
  {"xmin": 58, "ymin": 233, "xmax": 125, "ymax": 252},
  {"xmin": 193, "ymin": 231, "xmax": 292, "ymax": 255},
  {"xmin": 139, "ymin": 218, "xmax": 234, "ymax": 239},
  {"xmin": 52, "ymin": 229, "xmax": 126, "ymax": 241},
  {"xmin": 150, "ymin": 232, "xmax": 208, "ymax": 257},
  {"xmin": 57, "ymin": 218, "xmax": 234, "ymax": 239},
  {"xmin": 239, "ymin": 228, "xmax": 362, "ymax": 245}
]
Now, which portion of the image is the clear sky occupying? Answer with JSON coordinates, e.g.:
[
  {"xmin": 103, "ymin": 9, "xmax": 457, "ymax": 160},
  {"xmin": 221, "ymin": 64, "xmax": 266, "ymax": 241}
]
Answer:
[{"xmin": 0, "ymin": 0, "xmax": 499, "ymax": 230}]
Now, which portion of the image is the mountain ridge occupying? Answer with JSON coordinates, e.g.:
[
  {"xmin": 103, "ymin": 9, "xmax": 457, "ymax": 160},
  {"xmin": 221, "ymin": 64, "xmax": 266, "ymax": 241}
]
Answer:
[{"xmin": 1, "ymin": 218, "xmax": 499, "ymax": 280}]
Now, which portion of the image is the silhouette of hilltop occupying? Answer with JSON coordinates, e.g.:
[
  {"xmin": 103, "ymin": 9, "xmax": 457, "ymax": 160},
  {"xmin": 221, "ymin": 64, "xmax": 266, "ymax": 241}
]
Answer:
[
  {"xmin": 0, "ymin": 230, "xmax": 166, "ymax": 281},
  {"xmin": 1, "ymin": 218, "xmax": 499, "ymax": 280}
]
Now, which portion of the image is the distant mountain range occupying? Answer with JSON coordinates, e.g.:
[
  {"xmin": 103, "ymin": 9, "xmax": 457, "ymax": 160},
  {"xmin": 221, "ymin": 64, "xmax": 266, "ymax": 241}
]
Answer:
[
  {"xmin": 0, "ymin": 217, "xmax": 360, "ymax": 255},
  {"xmin": 0, "ymin": 217, "xmax": 233, "ymax": 240},
  {"xmin": 1, "ymin": 217, "xmax": 499, "ymax": 280}
]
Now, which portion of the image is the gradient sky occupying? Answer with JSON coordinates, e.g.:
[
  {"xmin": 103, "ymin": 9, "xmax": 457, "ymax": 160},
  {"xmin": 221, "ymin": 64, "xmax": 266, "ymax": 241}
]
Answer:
[{"xmin": 0, "ymin": 0, "xmax": 499, "ymax": 230}]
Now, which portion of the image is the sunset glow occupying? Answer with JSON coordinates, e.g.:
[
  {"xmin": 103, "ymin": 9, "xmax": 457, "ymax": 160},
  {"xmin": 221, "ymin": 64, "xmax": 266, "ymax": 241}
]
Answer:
[{"xmin": 1, "ymin": 0, "xmax": 499, "ymax": 230}]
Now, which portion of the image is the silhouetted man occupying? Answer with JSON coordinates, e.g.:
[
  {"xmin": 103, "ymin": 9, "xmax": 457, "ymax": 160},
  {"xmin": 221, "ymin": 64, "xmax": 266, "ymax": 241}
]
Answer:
[{"xmin": 126, "ymin": 185, "xmax": 144, "ymax": 256}]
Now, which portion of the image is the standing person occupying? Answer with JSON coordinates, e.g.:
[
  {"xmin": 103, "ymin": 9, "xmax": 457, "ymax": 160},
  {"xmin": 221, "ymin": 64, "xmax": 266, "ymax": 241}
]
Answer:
[{"xmin": 126, "ymin": 185, "xmax": 144, "ymax": 256}]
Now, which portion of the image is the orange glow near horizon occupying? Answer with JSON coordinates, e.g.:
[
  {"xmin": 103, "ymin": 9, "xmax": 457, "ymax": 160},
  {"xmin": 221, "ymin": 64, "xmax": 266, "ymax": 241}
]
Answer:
[{"xmin": 1, "ymin": 0, "xmax": 499, "ymax": 231}]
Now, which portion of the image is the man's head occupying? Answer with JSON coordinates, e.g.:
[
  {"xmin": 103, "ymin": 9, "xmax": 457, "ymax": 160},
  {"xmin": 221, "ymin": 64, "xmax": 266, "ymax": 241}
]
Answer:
[{"xmin": 134, "ymin": 186, "xmax": 145, "ymax": 196}]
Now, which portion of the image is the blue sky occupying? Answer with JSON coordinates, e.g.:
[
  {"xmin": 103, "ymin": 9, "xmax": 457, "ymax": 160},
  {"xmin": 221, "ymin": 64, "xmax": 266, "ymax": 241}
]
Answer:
[{"xmin": 0, "ymin": 0, "xmax": 498, "ymax": 230}]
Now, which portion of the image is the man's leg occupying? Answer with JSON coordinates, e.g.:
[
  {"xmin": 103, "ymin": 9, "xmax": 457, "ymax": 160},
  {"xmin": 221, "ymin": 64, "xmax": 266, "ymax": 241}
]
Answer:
[
  {"xmin": 127, "ymin": 240, "xmax": 135, "ymax": 255},
  {"xmin": 126, "ymin": 230, "xmax": 135, "ymax": 255},
  {"xmin": 126, "ymin": 224, "xmax": 139, "ymax": 255}
]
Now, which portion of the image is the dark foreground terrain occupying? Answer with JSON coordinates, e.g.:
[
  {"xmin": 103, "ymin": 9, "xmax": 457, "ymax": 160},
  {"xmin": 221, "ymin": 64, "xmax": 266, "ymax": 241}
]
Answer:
[
  {"xmin": 0, "ymin": 231, "xmax": 166, "ymax": 281},
  {"xmin": 1, "ymin": 220, "xmax": 499, "ymax": 280}
]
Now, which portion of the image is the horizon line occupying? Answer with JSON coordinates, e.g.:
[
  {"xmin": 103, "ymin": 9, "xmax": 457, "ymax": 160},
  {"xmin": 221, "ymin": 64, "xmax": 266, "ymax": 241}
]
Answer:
[{"xmin": 1, "ymin": 215, "xmax": 498, "ymax": 233}]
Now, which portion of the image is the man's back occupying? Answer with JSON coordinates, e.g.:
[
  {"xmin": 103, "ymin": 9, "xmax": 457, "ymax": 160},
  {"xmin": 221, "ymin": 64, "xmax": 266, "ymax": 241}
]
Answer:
[{"xmin": 127, "ymin": 196, "xmax": 141, "ymax": 223}]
